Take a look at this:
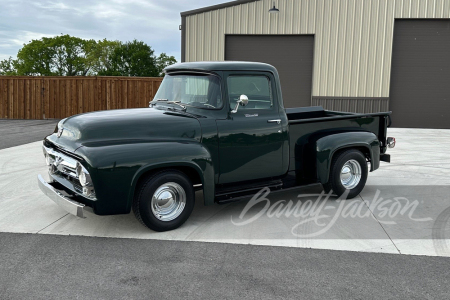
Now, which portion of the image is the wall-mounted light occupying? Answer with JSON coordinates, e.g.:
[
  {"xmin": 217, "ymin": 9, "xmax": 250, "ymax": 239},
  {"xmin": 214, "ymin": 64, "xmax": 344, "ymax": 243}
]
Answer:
[{"xmin": 269, "ymin": 2, "xmax": 279, "ymax": 13}]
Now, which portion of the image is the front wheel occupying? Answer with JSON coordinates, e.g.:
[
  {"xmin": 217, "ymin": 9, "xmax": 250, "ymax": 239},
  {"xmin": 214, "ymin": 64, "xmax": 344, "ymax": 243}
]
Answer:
[
  {"xmin": 133, "ymin": 170, "xmax": 195, "ymax": 232},
  {"xmin": 323, "ymin": 149, "xmax": 368, "ymax": 199}
]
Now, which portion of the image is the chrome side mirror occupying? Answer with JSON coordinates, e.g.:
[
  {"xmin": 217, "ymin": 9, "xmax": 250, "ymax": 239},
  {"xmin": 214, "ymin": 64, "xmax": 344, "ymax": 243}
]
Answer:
[{"xmin": 231, "ymin": 95, "xmax": 249, "ymax": 114}]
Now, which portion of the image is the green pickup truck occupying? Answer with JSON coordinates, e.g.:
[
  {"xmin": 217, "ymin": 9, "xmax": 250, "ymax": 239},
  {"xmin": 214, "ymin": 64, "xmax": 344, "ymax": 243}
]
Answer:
[{"xmin": 38, "ymin": 62, "xmax": 395, "ymax": 231}]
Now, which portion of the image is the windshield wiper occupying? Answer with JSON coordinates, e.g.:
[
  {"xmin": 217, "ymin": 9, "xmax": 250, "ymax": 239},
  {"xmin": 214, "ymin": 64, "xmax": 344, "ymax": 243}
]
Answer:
[{"xmin": 149, "ymin": 99, "xmax": 186, "ymax": 111}]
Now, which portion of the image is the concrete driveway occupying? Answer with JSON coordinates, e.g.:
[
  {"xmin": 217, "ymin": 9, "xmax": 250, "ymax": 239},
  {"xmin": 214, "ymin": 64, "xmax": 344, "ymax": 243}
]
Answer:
[{"xmin": 0, "ymin": 127, "xmax": 449, "ymax": 256}]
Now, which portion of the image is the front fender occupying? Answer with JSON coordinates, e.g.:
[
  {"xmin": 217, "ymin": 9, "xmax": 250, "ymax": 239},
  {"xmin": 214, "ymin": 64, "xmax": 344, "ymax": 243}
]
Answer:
[
  {"xmin": 75, "ymin": 140, "xmax": 214, "ymax": 215},
  {"xmin": 316, "ymin": 132, "xmax": 380, "ymax": 184},
  {"xmin": 129, "ymin": 157, "xmax": 215, "ymax": 210}
]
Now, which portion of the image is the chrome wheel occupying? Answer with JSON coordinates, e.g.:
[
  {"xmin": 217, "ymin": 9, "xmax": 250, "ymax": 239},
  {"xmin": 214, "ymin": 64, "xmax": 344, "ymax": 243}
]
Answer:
[
  {"xmin": 151, "ymin": 182, "xmax": 186, "ymax": 221},
  {"xmin": 340, "ymin": 159, "xmax": 362, "ymax": 189}
]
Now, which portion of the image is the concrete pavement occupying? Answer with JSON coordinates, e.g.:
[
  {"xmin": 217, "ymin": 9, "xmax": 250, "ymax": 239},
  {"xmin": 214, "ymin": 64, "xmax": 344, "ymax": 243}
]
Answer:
[{"xmin": 0, "ymin": 128, "xmax": 449, "ymax": 256}]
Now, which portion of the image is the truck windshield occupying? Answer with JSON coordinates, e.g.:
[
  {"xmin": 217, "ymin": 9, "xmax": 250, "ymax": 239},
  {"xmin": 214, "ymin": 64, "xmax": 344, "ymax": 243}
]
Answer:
[{"xmin": 153, "ymin": 74, "xmax": 222, "ymax": 109}]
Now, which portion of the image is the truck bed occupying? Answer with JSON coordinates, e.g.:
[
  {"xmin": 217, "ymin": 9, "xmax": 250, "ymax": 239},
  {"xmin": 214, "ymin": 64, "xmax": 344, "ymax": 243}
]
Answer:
[
  {"xmin": 286, "ymin": 106, "xmax": 390, "ymax": 123},
  {"xmin": 286, "ymin": 106, "xmax": 391, "ymax": 179}
]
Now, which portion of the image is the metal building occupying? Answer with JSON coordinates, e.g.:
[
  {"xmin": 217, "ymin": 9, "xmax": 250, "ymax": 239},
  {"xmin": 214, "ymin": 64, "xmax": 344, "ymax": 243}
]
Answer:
[{"xmin": 180, "ymin": 0, "xmax": 450, "ymax": 128}]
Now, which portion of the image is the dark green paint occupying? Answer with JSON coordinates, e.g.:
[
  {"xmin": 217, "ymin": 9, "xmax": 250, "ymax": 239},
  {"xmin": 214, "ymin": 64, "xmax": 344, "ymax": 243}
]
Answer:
[
  {"xmin": 315, "ymin": 132, "xmax": 380, "ymax": 184},
  {"xmin": 217, "ymin": 71, "xmax": 286, "ymax": 183},
  {"xmin": 43, "ymin": 62, "xmax": 390, "ymax": 215}
]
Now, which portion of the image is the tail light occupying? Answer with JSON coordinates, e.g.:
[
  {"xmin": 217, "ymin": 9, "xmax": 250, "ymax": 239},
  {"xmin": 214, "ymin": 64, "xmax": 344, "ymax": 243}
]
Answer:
[{"xmin": 387, "ymin": 137, "xmax": 396, "ymax": 148}]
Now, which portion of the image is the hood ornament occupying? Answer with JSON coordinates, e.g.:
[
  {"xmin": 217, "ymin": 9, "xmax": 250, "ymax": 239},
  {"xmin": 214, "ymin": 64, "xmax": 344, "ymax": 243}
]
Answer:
[{"xmin": 57, "ymin": 128, "xmax": 64, "ymax": 138}]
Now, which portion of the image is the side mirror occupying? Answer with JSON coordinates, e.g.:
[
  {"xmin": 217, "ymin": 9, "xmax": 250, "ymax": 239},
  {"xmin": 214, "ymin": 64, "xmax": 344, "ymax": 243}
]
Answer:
[{"xmin": 231, "ymin": 95, "xmax": 249, "ymax": 113}]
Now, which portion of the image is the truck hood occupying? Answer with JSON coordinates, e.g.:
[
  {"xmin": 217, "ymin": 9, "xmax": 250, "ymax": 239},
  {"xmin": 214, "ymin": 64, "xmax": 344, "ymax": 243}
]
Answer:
[{"xmin": 46, "ymin": 108, "xmax": 202, "ymax": 152}]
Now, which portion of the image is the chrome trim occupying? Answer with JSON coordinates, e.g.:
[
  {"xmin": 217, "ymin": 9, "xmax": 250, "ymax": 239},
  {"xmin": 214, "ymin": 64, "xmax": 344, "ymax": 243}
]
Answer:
[
  {"xmin": 340, "ymin": 159, "xmax": 362, "ymax": 189},
  {"xmin": 38, "ymin": 174, "xmax": 92, "ymax": 218},
  {"xmin": 51, "ymin": 172, "xmax": 97, "ymax": 200},
  {"xmin": 43, "ymin": 145, "xmax": 78, "ymax": 174},
  {"xmin": 151, "ymin": 182, "xmax": 186, "ymax": 222},
  {"xmin": 150, "ymin": 99, "xmax": 187, "ymax": 111},
  {"xmin": 76, "ymin": 162, "xmax": 92, "ymax": 187},
  {"xmin": 231, "ymin": 94, "xmax": 249, "ymax": 113},
  {"xmin": 267, "ymin": 119, "xmax": 281, "ymax": 124},
  {"xmin": 387, "ymin": 137, "xmax": 396, "ymax": 148},
  {"xmin": 43, "ymin": 145, "xmax": 96, "ymax": 200}
]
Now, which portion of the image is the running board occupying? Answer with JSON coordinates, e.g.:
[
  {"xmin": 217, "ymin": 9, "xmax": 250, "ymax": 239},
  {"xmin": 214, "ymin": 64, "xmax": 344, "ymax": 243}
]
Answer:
[
  {"xmin": 215, "ymin": 180, "xmax": 283, "ymax": 203},
  {"xmin": 216, "ymin": 183, "xmax": 323, "ymax": 205}
]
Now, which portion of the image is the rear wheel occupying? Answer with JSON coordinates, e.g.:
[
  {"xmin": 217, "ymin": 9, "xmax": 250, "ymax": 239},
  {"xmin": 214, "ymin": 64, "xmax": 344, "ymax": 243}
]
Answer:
[
  {"xmin": 323, "ymin": 149, "xmax": 368, "ymax": 199},
  {"xmin": 133, "ymin": 170, "xmax": 195, "ymax": 232}
]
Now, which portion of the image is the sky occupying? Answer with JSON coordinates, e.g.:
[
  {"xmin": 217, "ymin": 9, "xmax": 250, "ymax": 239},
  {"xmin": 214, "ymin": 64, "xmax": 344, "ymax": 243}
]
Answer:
[{"xmin": 0, "ymin": 0, "xmax": 227, "ymax": 62}]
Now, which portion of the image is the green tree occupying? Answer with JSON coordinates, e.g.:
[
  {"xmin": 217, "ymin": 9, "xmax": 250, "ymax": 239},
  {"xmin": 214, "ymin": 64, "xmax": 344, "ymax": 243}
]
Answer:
[
  {"xmin": 156, "ymin": 53, "xmax": 177, "ymax": 76},
  {"xmin": 88, "ymin": 39, "xmax": 122, "ymax": 75},
  {"xmin": 0, "ymin": 57, "xmax": 18, "ymax": 75},
  {"xmin": 100, "ymin": 39, "xmax": 159, "ymax": 77},
  {"xmin": 51, "ymin": 35, "xmax": 97, "ymax": 76},
  {"xmin": 2, "ymin": 35, "xmax": 175, "ymax": 77},
  {"xmin": 14, "ymin": 35, "xmax": 96, "ymax": 76},
  {"xmin": 15, "ymin": 37, "xmax": 55, "ymax": 75}
]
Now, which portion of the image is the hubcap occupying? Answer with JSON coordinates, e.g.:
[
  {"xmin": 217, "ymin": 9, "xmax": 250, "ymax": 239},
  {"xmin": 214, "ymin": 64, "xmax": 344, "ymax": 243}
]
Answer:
[
  {"xmin": 340, "ymin": 159, "xmax": 362, "ymax": 189},
  {"xmin": 151, "ymin": 182, "xmax": 186, "ymax": 221}
]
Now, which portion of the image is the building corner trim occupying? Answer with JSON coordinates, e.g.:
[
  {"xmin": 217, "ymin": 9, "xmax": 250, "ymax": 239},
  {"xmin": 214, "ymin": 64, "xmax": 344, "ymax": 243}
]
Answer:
[{"xmin": 181, "ymin": 15, "xmax": 186, "ymax": 62}]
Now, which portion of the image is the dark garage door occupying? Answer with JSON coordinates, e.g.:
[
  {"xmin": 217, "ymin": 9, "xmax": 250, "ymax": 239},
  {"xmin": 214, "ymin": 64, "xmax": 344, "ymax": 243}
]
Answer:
[
  {"xmin": 390, "ymin": 20, "xmax": 450, "ymax": 128},
  {"xmin": 225, "ymin": 35, "xmax": 314, "ymax": 108}
]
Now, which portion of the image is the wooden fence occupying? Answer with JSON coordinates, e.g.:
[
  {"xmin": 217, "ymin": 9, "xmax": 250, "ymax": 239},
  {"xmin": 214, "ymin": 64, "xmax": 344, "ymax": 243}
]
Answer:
[{"xmin": 0, "ymin": 76, "xmax": 163, "ymax": 119}]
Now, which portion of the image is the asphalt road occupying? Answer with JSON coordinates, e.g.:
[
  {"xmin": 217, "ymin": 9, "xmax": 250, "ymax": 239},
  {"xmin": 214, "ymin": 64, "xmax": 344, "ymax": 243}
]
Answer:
[
  {"xmin": 0, "ymin": 119, "xmax": 59, "ymax": 150},
  {"xmin": 1, "ymin": 232, "xmax": 449, "ymax": 300}
]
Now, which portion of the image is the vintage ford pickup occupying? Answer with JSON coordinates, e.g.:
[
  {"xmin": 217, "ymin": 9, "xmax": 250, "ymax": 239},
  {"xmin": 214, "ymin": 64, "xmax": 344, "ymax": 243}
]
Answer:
[{"xmin": 38, "ymin": 62, "xmax": 395, "ymax": 231}]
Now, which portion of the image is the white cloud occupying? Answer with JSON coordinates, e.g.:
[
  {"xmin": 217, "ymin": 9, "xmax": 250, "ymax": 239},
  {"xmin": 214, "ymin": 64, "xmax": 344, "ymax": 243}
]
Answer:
[
  {"xmin": 10, "ymin": 31, "xmax": 49, "ymax": 46},
  {"xmin": 0, "ymin": 0, "xmax": 226, "ymax": 62}
]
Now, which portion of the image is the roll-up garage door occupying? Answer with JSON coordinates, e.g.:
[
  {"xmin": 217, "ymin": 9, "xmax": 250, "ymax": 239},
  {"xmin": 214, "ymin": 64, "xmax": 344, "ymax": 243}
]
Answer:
[
  {"xmin": 225, "ymin": 35, "xmax": 314, "ymax": 108},
  {"xmin": 390, "ymin": 20, "xmax": 450, "ymax": 128}
]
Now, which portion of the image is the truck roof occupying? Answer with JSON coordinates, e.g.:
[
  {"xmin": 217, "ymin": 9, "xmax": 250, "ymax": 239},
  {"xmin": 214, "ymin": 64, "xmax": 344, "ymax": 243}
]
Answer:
[{"xmin": 164, "ymin": 61, "xmax": 278, "ymax": 74}]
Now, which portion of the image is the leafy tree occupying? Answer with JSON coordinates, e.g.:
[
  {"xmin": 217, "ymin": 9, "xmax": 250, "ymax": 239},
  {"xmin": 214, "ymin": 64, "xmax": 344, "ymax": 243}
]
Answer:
[
  {"xmin": 100, "ymin": 40, "xmax": 159, "ymax": 77},
  {"xmin": 88, "ymin": 39, "xmax": 121, "ymax": 75},
  {"xmin": 0, "ymin": 57, "xmax": 17, "ymax": 75},
  {"xmin": 15, "ymin": 37, "xmax": 55, "ymax": 75},
  {"xmin": 13, "ymin": 35, "xmax": 96, "ymax": 76},
  {"xmin": 2, "ymin": 35, "xmax": 176, "ymax": 77},
  {"xmin": 51, "ymin": 35, "xmax": 96, "ymax": 76},
  {"xmin": 156, "ymin": 53, "xmax": 177, "ymax": 76}
]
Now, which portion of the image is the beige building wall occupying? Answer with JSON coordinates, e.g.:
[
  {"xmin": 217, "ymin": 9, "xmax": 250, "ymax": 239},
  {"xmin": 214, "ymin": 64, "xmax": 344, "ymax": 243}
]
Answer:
[{"xmin": 184, "ymin": 0, "xmax": 450, "ymax": 103}]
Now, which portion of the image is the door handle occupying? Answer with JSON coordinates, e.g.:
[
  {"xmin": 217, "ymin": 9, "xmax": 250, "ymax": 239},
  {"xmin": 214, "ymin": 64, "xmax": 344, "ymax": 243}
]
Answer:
[{"xmin": 267, "ymin": 119, "xmax": 281, "ymax": 124}]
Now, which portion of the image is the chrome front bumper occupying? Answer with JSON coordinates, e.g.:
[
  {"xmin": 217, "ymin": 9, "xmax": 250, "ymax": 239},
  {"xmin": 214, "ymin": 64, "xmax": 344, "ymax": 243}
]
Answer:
[{"xmin": 37, "ymin": 174, "xmax": 92, "ymax": 218}]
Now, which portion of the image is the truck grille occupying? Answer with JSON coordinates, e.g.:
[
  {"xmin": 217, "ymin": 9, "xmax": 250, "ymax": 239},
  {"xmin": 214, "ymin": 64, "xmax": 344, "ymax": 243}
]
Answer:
[{"xmin": 43, "ymin": 145, "xmax": 96, "ymax": 200}]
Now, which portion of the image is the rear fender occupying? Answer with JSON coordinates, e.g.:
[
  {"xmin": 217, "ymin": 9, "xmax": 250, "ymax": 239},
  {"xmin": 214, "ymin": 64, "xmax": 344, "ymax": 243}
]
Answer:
[{"xmin": 316, "ymin": 132, "xmax": 380, "ymax": 184}]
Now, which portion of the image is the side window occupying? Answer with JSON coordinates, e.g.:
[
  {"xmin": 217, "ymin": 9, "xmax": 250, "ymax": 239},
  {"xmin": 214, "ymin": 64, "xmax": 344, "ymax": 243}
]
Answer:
[{"xmin": 227, "ymin": 75, "xmax": 273, "ymax": 110}]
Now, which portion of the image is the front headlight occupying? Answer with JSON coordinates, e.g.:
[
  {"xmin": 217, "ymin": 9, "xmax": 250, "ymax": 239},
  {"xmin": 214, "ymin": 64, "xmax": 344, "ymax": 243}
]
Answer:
[{"xmin": 76, "ymin": 163, "xmax": 91, "ymax": 187}]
